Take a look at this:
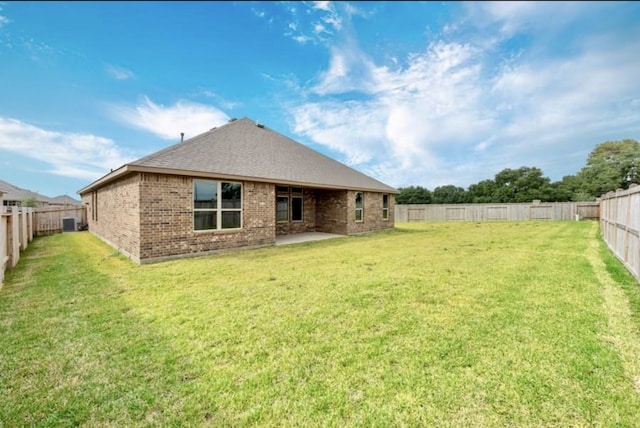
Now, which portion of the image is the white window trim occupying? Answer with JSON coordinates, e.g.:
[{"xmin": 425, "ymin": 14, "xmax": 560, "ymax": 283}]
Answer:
[{"xmin": 193, "ymin": 180, "xmax": 243, "ymax": 231}]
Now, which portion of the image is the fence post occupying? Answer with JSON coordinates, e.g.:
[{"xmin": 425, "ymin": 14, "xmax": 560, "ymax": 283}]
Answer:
[
  {"xmin": 0, "ymin": 212, "xmax": 6, "ymax": 285},
  {"xmin": 10, "ymin": 206, "xmax": 20, "ymax": 268},
  {"xmin": 20, "ymin": 207, "xmax": 28, "ymax": 251},
  {"xmin": 28, "ymin": 208, "xmax": 34, "ymax": 242}
]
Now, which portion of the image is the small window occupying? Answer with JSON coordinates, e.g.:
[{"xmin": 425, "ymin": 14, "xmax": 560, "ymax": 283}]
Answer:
[
  {"xmin": 93, "ymin": 191, "xmax": 98, "ymax": 222},
  {"xmin": 221, "ymin": 182, "xmax": 242, "ymax": 209},
  {"xmin": 194, "ymin": 211, "xmax": 216, "ymax": 230},
  {"xmin": 277, "ymin": 196, "xmax": 289, "ymax": 222},
  {"xmin": 355, "ymin": 192, "xmax": 363, "ymax": 222},
  {"xmin": 194, "ymin": 180, "xmax": 217, "ymax": 209},
  {"xmin": 221, "ymin": 211, "xmax": 241, "ymax": 229},
  {"xmin": 382, "ymin": 194, "xmax": 389, "ymax": 220},
  {"xmin": 292, "ymin": 196, "xmax": 303, "ymax": 222},
  {"xmin": 221, "ymin": 182, "xmax": 242, "ymax": 228}
]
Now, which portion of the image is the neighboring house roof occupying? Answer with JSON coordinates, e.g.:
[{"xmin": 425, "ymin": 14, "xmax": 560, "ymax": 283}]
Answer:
[
  {"xmin": 49, "ymin": 195, "xmax": 81, "ymax": 205},
  {"xmin": 0, "ymin": 179, "xmax": 53, "ymax": 204},
  {"xmin": 79, "ymin": 117, "xmax": 398, "ymax": 194}
]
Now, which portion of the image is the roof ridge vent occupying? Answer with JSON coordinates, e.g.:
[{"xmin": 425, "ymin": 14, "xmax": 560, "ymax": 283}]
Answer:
[{"xmin": 256, "ymin": 121, "xmax": 264, "ymax": 128}]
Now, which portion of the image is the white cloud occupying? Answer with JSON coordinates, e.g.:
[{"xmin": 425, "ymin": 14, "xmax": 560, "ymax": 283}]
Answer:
[
  {"xmin": 313, "ymin": 23, "xmax": 326, "ymax": 34},
  {"xmin": 21, "ymin": 37, "xmax": 55, "ymax": 61},
  {"xmin": 286, "ymin": 2, "xmax": 640, "ymax": 189},
  {"xmin": 461, "ymin": 1, "xmax": 585, "ymax": 43},
  {"xmin": 293, "ymin": 34, "xmax": 312, "ymax": 44},
  {"xmin": 322, "ymin": 14, "xmax": 342, "ymax": 31},
  {"xmin": 282, "ymin": 1, "xmax": 346, "ymax": 44},
  {"xmin": 109, "ymin": 96, "xmax": 230, "ymax": 140},
  {"xmin": 313, "ymin": 40, "xmax": 381, "ymax": 95},
  {"xmin": 194, "ymin": 88, "xmax": 240, "ymax": 110},
  {"xmin": 313, "ymin": 1, "xmax": 341, "ymax": 32},
  {"xmin": 474, "ymin": 1, "xmax": 544, "ymax": 37},
  {"xmin": 293, "ymin": 100, "xmax": 388, "ymax": 165},
  {"xmin": 106, "ymin": 64, "xmax": 135, "ymax": 80},
  {"xmin": 0, "ymin": 117, "xmax": 136, "ymax": 180},
  {"xmin": 0, "ymin": 2, "xmax": 8, "ymax": 28},
  {"xmin": 312, "ymin": 2, "xmax": 332, "ymax": 12},
  {"xmin": 292, "ymin": 39, "xmax": 494, "ymax": 186},
  {"xmin": 251, "ymin": 8, "xmax": 265, "ymax": 19}
]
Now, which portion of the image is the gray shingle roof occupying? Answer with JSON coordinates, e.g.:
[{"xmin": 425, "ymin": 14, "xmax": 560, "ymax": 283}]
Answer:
[
  {"xmin": 85, "ymin": 117, "xmax": 397, "ymax": 194},
  {"xmin": 49, "ymin": 194, "xmax": 81, "ymax": 205},
  {"xmin": 0, "ymin": 179, "xmax": 53, "ymax": 204}
]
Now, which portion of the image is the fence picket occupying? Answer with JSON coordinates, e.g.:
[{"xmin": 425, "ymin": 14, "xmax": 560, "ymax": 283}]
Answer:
[
  {"xmin": 1, "ymin": 205, "xmax": 86, "ymax": 285},
  {"xmin": 395, "ymin": 201, "xmax": 599, "ymax": 223},
  {"xmin": 600, "ymin": 185, "xmax": 640, "ymax": 281}
]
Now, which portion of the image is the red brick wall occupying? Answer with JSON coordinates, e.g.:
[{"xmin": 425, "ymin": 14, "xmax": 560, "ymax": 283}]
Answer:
[
  {"xmin": 81, "ymin": 174, "xmax": 141, "ymax": 262},
  {"xmin": 138, "ymin": 174, "xmax": 275, "ymax": 262},
  {"xmin": 347, "ymin": 191, "xmax": 395, "ymax": 235},
  {"xmin": 82, "ymin": 172, "xmax": 395, "ymax": 263},
  {"xmin": 315, "ymin": 189, "xmax": 349, "ymax": 234}
]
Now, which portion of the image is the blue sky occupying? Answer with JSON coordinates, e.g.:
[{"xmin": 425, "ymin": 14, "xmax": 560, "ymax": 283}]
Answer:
[{"xmin": 1, "ymin": 1, "xmax": 640, "ymax": 198}]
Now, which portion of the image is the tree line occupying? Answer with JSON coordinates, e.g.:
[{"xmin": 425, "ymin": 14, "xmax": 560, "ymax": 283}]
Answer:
[{"xmin": 396, "ymin": 139, "xmax": 640, "ymax": 204}]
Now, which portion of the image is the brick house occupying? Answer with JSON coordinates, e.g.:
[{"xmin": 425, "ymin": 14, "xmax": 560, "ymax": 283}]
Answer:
[{"xmin": 78, "ymin": 117, "xmax": 398, "ymax": 264}]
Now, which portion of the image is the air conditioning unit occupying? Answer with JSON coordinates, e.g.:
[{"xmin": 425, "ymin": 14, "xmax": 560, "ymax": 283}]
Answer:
[{"xmin": 62, "ymin": 217, "xmax": 77, "ymax": 232}]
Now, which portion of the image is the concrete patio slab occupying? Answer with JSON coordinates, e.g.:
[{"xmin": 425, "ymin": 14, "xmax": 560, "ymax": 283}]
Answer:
[{"xmin": 275, "ymin": 232, "xmax": 345, "ymax": 246}]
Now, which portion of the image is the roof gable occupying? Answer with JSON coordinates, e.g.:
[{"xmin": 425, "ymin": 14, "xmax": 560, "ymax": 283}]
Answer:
[{"xmin": 83, "ymin": 117, "xmax": 397, "ymax": 194}]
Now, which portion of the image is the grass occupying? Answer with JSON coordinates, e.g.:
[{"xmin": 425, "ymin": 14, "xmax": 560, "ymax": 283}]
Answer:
[{"xmin": 1, "ymin": 221, "xmax": 640, "ymax": 427}]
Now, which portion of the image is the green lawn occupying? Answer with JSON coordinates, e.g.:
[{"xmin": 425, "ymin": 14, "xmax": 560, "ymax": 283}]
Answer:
[{"xmin": 1, "ymin": 221, "xmax": 640, "ymax": 427}]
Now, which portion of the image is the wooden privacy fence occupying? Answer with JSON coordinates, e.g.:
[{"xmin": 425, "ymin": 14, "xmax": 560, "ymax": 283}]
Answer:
[
  {"xmin": 1, "ymin": 207, "xmax": 34, "ymax": 285},
  {"xmin": 600, "ymin": 185, "xmax": 640, "ymax": 281},
  {"xmin": 1, "ymin": 205, "xmax": 86, "ymax": 285},
  {"xmin": 395, "ymin": 201, "xmax": 600, "ymax": 223},
  {"xmin": 34, "ymin": 205, "xmax": 87, "ymax": 236}
]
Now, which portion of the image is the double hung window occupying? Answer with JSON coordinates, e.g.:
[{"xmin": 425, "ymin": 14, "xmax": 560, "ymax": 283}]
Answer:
[
  {"xmin": 355, "ymin": 192, "xmax": 364, "ymax": 222},
  {"xmin": 382, "ymin": 194, "xmax": 389, "ymax": 220}
]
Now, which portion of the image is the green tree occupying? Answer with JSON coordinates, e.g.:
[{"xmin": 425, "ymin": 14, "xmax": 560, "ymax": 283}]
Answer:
[
  {"xmin": 468, "ymin": 179, "xmax": 497, "ymax": 203},
  {"xmin": 20, "ymin": 196, "xmax": 39, "ymax": 207},
  {"xmin": 576, "ymin": 139, "xmax": 640, "ymax": 198},
  {"xmin": 552, "ymin": 174, "xmax": 592, "ymax": 202},
  {"xmin": 431, "ymin": 185, "xmax": 469, "ymax": 204},
  {"xmin": 492, "ymin": 167, "xmax": 553, "ymax": 203},
  {"xmin": 395, "ymin": 186, "xmax": 432, "ymax": 204}
]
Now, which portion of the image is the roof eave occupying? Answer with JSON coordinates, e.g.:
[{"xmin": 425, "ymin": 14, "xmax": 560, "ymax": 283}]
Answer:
[
  {"xmin": 79, "ymin": 164, "xmax": 399, "ymax": 194},
  {"xmin": 77, "ymin": 165, "xmax": 135, "ymax": 195}
]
